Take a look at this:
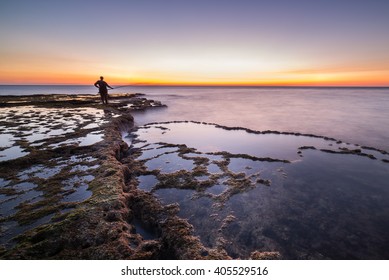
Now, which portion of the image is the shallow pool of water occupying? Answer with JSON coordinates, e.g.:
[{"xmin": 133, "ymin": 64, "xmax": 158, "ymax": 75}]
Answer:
[
  {"xmin": 0, "ymin": 182, "xmax": 43, "ymax": 217},
  {"xmin": 132, "ymin": 218, "xmax": 159, "ymax": 240},
  {"xmin": 137, "ymin": 175, "xmax": 159, "ymax": 192},
  {"xmin": 0, "ymin": 146, "xmax": 29, "ymax": 162},
  {"xmin": 138, "ymin": 147, "xmax": 178, "ymax": 161},
  {"xmin": 62, "ymin": 174, "xmax": 94, "ymax": 200},
  {"xmin": 207, "ymin": 184, "xmax": 228, "ymax": 195},
  {"xmin": 145, "ymin": 153, "xmax": 195, "ymax": 173},
  {"xmin": 62, "ymin": 184, "xmax": 92, "ymax": 203},
  {"xmin": 0, "ymin": 214, "xmax": 55, "ymax": 248},
  {"xmin": 133, "ymin": 122, "xmax": 366, "ymax": 161},
  {"xmin": 129, "ymin": 121, "xmax": 389, "ymax": 259}
]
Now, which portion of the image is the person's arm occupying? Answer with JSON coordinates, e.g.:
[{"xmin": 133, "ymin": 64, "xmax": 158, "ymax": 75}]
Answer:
[
  {"xmin": 106, "ymin": 82, "xmax": 114, "ymax": 89},
  {"xmin": 94, "ymin": 81, "xmax": 99, "ymax": 88}
]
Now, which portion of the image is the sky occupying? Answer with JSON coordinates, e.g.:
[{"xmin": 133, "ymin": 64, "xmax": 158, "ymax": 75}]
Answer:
[{"xmin": 1, "ymin": 0, "xmax": 389, "ymax": 86}]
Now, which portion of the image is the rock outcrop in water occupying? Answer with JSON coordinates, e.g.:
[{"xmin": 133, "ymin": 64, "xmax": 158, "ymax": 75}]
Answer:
[
  {"xmin": 126, "ymin": 121, "xmax": 389, "ymax": 259},
  {"xmin": 1, "ymin": 94, "xmax": 389, "ymax": 260},
  {"xmin": 0, "ymin": 94, "xmax": 234, "ymax": 259}
]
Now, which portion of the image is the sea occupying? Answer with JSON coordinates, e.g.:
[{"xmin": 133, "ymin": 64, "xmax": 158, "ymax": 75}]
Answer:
[
  {"xmin": 1, "ymin": 85, "xmax": 388, "ymax": 151},
  {"xmin": 2, "ymin": 85, "xmax": 389, "ymax": 259}
]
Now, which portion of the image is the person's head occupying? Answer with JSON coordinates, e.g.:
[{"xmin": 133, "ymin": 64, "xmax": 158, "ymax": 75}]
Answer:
[{"xmin": 100, "ymin": 76, "xmax": 104, "ymax": 80}]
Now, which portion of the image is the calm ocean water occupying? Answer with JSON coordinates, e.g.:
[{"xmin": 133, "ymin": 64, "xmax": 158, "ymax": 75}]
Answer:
[
  {"xmin": 0, "ymin": 85, "xmax": 97, "ymax": 96},
  {"xmin": 1, "ymin": 85, "xmax": 389, "ymax": 151}
]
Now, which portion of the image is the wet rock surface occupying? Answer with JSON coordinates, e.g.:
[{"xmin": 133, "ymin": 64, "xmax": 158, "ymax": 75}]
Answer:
[{"xmin": 0, "ymin": 93, "xmax": 179, "ymax": 259}]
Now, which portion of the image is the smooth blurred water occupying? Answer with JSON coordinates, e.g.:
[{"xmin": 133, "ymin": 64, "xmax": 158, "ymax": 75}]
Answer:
[
  {"xmin": 1, "ymin": 85, "xmax": 389, "ymax": 151},
  {"xmin": 129, "ymin": 86, "xmax": 389, "ymax": 151},
  {"xmin": 0, "ymin": 85, "xmax": 97, "ymax": 96}
]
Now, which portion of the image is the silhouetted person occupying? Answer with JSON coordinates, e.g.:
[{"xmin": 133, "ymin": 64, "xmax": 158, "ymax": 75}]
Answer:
[{"xmin": 94, "ymin": 76, "xmax": 113, "ymax": 104}]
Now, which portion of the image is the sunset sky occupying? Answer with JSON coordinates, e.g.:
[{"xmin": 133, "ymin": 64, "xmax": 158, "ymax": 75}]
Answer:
[{"xmin": 1, "ymin": 0, "xmax": 389, "ymax": 86}]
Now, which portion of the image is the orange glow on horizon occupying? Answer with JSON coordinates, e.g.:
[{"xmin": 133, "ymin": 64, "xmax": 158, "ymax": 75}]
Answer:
[
  {"xmin": 2, "ymin": 1, "xmax": 389, "ymax": 88},
  {"xmin": 0, "ymin": 68, "xmax": 388, "ymax": 87}
]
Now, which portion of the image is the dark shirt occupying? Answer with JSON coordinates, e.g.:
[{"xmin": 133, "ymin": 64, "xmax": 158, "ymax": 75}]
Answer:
[{"xmin": 94, "ymin": 80, "xmax": 112, "ymax": 94}]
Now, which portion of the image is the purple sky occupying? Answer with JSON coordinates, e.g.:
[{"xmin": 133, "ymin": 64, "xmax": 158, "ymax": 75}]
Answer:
[{"xmin": 1, "ymin": 0, "xmax": 388, "ymax": 85}]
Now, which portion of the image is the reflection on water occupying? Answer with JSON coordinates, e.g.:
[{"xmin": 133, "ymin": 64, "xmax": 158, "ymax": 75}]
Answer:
[
  {"xmin": 132, "ymin": 218, "xmax": 159, "ymax": 240},
  {"xmin": 0, "ymin": 146, "xmax": 28, "ymax": 162},
  {"xmin": 138, "ymin": 147, "xmax": 178, "ymax": 160},
  {"xmin": 62, "ymin": 184, "xmax": 92, "ymax": 203},
  {"xmin": 79, "ymin": 132, "xmax": 104, "ymax": 147},
  {"xmin": 0, "ymin": 106, "xmax": 107, "ymax": 161},
  {"xmin": 130, "ymin": 121, "xmax": 389, "ymax": 259},
  {"xmin": 0, "ymin": 159, "xmax": 96, "ymax": 247},
  {"xmin": 0, "ymin": 105, "xmax": 102, "ymax": 245},
  {"xmin": 0, "ymin": 107, "xmax": 100, "ymax": 249},
  {"xmin": 0, "ymin": 214, "xmax": 55, "ymax": 247},
  {"xmin": 207, "ymin": 163, "xmax": 222, "ymax": 174},
  {"xmin": 145, "ymin": 153, "xmax": 195, "ymax": 173},
  {"xmin": 138, "ymin": 175, "xmax": 158, "ymax": 192},
  {"xmin": 154, "ymin": 188, "xmax": 194, "ymax": 205},
  {"xmin": 207, "ymin": 184, "xmax": 228, "ymax": 195},
  {"xmin": 18, "ymin": 164, "xmax": 65, "ymax": 180},
  {"xmin": 130, "ymin": 86, "xmax": 389, "ymax": 151},
  {"xmin": 49, "ymin": 132, "xmax": 104, "ymax": 148},
  {"xmin": 61, "ymin": 174, "xmax": 94, "ymax": 203},
  {"xmin": 0, "ymin": 186, "xmax": 43, "ymax": 217},
  {"xmin": 134, "ymin": 122, "xmax": 368, "ymax": 161}
]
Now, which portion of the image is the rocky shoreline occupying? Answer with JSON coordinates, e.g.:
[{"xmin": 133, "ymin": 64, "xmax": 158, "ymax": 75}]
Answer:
[
  {"xmin": 0, "ymin": 93, "xmax": 276, "ymax": 259},
  {"xmin": 126, "ymin": 121, "xmax": 389, "ymax": 259},
  {"xmin": 2, "ymin": 93, "xmax": 388, "ymax": 260}
]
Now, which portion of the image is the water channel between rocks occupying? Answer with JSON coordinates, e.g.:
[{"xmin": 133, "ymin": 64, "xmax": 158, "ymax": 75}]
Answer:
[{"xmin": 128, "ymin": 121, "xmax": 389, "ymax": 259}]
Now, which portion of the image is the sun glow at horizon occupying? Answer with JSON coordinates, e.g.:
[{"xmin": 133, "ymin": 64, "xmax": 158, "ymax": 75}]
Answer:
[
  {"xmin": 1, "ymin": 1, "xmax": 388, "ymax": 87},
  {"xmin": 1, "ymin": 66, "xmax": 388, "ymax": 87}
]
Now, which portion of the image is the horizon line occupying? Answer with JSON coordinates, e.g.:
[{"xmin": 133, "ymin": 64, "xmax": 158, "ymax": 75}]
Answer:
[{"xmin": 1, "ymin": 84, "xmax": 389, "ymax": 89}]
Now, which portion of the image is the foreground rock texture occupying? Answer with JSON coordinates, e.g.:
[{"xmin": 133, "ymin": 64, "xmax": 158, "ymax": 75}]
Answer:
[
  {"xmin": 2, "ymin": 114, "xmax": 134, "ymax": 259},
  {"xmin": 0, "ymin": 94, "xmax": 238, "ymax": 259}
]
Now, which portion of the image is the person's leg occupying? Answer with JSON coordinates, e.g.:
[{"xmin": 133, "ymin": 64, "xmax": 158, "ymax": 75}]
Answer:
[
  {"xmin": 100, "ymin": 93, "xmax": 105, "ymax": 104},
  {"xmin": 104, "ymin": 93, "xmax": 108, "ymax": 104}
]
